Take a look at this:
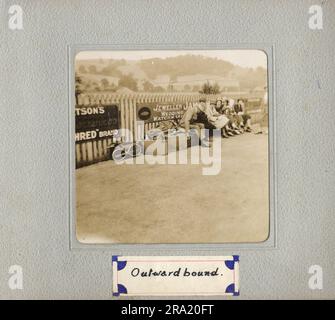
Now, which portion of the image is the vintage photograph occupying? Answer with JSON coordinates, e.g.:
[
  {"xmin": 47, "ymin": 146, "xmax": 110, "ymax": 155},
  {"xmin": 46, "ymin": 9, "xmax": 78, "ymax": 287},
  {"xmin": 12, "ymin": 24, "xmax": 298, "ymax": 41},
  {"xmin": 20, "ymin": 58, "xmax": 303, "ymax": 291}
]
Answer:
[{"xmin": 74, "ymin": 50, "xmax": 269, "ymax": 244}]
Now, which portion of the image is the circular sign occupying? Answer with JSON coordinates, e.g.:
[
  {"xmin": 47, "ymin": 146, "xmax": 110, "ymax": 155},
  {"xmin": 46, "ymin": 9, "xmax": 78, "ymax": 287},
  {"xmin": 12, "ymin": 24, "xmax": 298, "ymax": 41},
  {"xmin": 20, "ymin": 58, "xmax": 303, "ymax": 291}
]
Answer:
[{"xmin": 138, "ymin": 107, "xmax": 151, "ymax": 121}]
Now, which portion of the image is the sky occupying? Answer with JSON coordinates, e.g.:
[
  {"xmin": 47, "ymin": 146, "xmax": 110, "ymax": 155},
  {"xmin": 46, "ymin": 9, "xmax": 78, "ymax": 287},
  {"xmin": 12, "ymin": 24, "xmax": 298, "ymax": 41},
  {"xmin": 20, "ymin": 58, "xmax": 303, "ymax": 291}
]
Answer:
[{"xmin": 76, "ymin": 50, "xmax": 267, "ymax": 69}]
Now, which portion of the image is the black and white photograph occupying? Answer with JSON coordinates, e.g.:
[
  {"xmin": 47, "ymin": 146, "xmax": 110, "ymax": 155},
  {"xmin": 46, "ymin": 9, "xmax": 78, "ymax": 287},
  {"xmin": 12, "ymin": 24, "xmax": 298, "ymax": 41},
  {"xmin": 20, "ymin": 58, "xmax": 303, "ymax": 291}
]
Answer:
[
  {"xmin": 2, "ymin": 0, "xmax": 335, "ymax": 302},
  {"xmin": 75, "ymin": 50, "xmax": 269, "ymax": 244}
]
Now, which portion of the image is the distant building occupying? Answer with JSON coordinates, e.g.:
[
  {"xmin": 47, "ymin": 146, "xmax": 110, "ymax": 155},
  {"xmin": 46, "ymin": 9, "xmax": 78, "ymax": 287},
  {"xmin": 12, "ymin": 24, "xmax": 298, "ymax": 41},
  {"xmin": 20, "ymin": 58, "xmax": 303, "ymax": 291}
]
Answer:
[
  {"xmin": 151, "ymin": 75, "xmax": 171, "ymax": 89},
  {"xmin": 173, "ymin": 74, "xmax": 240, "ymax": 92},
  {"xmin": 218, "ymin": 79, "xmax": 240, "ymax": 92}
]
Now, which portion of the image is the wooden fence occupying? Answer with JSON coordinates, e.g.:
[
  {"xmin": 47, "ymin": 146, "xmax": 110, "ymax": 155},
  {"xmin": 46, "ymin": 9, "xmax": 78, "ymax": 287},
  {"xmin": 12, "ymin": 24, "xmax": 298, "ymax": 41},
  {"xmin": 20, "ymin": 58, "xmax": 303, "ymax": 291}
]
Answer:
[{"xmin": 75, "ymin": 92, "xmax": 266, "ymax": 168}]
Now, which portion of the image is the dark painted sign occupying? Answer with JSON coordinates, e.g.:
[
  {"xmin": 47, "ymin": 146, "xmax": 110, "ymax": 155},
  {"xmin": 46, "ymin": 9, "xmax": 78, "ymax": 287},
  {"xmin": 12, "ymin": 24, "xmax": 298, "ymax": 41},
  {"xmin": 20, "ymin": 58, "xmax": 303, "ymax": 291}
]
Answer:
[
  {"xmin": 75, "ymin": 105, "xmax": 119, "ymax": 142},
  {"xmin": 137, "ymin": 102, "xmax": 188, "ymax": 124}
]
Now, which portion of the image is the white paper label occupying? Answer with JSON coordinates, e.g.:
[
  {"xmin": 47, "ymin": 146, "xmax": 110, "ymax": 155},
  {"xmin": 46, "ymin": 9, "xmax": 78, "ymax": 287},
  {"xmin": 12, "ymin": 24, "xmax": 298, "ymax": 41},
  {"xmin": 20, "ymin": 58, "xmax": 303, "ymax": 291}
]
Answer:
[{"xmin": 112, "ymin": 256, "xmax": 239, "ymax": 296}]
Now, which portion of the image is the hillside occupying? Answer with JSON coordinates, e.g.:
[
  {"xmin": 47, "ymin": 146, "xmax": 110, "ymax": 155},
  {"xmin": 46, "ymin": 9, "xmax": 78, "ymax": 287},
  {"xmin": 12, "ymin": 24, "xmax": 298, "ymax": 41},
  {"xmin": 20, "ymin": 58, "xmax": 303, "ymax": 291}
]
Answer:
[{"xmin": 75, "ymin": 55, "xmax": 267, "ymax": 93}]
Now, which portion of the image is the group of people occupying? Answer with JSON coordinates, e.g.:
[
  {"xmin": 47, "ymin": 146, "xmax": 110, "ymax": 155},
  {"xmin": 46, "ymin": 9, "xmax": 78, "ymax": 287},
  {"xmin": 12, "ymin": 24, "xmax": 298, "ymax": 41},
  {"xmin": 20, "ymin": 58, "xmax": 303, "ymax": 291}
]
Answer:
[{"xmin": 179, "ymin": 97, "xmax": 252, "ymax": 140}]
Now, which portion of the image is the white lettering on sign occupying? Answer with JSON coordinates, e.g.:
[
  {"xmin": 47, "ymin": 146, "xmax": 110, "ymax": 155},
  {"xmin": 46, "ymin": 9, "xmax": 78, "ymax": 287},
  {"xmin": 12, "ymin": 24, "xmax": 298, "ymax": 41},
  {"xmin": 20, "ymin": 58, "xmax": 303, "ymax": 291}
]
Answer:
[
  {"xmin": 75, "ymin": 130, "xmax": 98, "ymax": 142},
  {"xmin": 98, "ymin": 129, "xmax": 116, "ymax": 138},
  {"xmin": 75, "ymin": 107, "xmax": 105, "ymax": 116}
]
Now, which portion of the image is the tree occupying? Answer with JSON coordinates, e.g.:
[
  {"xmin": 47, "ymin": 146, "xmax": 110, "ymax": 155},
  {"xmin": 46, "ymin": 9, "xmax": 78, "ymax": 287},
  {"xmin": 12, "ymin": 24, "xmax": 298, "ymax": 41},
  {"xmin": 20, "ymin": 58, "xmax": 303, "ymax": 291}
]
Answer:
[
  {"xmin": 167, "ymin": 83, "xmax": 174, "ymax": 92},
  {"xmin": 91, "ymin": 81, "xmax": 101, "ymax": 91},
  {"xmin": 75, "ymin": 73, "xmax": 84, "ymax": 104},
  {"xmin": 88, "ymin": 65, "xmax": 98, "ymax": 74},
  {"xmin": 199, "ymin": 81, "xmax": 220, "ymax": 94},
  {"xmin": 143, "ymin": 80, "xmax": 154, "ymax": 92},
  {"xmin": 212, "ymin": 82, "xmax": 220, "ymax": 94},
  {"xmin": 85, "ymin": 83, "xmax": 91, "ymax": 91},
  {"xmin": 153, "ymin": 86, "xmax": 165, "ymax": 92},
  {"xmin": 118, "ymin": 73, "xmax": 138, "ymax": 91},
  {"xmin": 192, "ymin": 85, "xmax": 200, "ymax": 92},
  {"xmin": 100, "ymin": 78, "xmax": 109, "ymax": 90},
  {"xmin": 110, "ymin": 83, "xmax": 117, "ymax": 92},
  {"xmin": 78, "ymin": 65, "xmax": 87, "ymax": 73}
]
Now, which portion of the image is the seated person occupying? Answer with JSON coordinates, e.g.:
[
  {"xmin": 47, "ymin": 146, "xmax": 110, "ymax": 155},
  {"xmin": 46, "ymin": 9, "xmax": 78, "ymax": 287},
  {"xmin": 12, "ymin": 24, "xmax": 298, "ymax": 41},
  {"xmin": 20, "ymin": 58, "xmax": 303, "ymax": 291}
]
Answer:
[
  {"xmin": 212, "ymin": 99, "xmax": 231, "ymax": 138},
  {"xmin": 179, "ymin": 98, "xmax": 211, "ymax": 147},
  {"xmin": 235, "ymin": 99, "xmax": 252, "ymax": 132},
  {"xmin": 197, "ymin": 99, "xmax": 229, "ymax": 140},
  {"xmin": 195, "ymin": 100, "xmax": 216, "ymax": 131},
  {"xmin": 220, "ymin": 99, "xmax": 243, "ymax": 135}
]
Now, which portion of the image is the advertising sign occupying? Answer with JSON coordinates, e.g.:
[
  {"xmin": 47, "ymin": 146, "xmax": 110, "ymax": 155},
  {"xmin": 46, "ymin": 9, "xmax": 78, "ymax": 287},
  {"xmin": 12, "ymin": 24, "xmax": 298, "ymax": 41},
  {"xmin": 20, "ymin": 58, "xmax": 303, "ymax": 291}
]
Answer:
[
  {"xmin": 75, "ymin": 105, "xmax": 119, "ymax": 142},
  {"xmin": 136, "ymin": 102, "xmax": 188, "ymax": 124}
]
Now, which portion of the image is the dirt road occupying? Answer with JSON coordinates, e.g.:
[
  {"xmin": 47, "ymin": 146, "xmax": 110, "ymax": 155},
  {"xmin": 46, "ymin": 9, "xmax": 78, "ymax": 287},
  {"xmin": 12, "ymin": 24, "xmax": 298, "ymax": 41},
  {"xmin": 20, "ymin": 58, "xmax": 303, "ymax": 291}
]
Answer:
[{"xmin": 76, "ymin": 133, "xmax": 269, "ymax": 244}]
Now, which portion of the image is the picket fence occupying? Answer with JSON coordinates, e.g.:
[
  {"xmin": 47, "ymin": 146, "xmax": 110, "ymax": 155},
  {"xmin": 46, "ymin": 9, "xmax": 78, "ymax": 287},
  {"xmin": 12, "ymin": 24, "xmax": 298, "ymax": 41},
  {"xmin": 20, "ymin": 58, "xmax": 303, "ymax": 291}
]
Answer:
[{"xmin": 75, "ymin": 92, "xmax": 265, "ymax": 168}]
